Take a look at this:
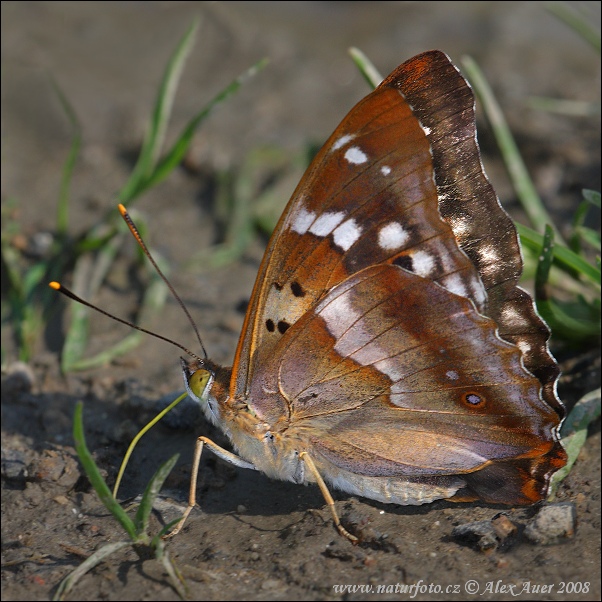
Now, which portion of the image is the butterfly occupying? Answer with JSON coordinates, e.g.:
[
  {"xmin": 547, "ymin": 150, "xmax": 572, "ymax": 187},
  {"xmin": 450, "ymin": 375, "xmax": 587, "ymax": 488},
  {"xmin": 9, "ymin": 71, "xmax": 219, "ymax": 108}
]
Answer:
[
  {"xmin": 170, "ymin": 50, "xmax": 567, "ymax": 542},
  {"xmin": 54, "ymin": 50, "xmax": 567, "ymax": 543}
]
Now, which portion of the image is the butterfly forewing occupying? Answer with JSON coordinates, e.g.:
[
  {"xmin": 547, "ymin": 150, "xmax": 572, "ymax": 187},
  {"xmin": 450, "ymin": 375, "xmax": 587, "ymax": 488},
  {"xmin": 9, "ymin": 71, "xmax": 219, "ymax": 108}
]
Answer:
[{"xmin": 232, "ymin": 58, "xmax": 489, "ymax": 402}]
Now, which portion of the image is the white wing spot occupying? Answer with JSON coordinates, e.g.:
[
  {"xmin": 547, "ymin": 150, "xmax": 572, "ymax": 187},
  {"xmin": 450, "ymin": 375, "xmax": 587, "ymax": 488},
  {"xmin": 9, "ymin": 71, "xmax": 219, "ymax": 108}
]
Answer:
[
  {"xmin": 446, "ymin": 370, "xmax": 459, "ymax": 381},
  {"xmin": 331, "ymin": 134, "xmax": 355, "ymax": 151},
  {"xmin": 411, "ymin": 250, "xmax": 435, "ymax": 277},
  {"xmin": 374, "ymin": 358, "xmax": 405, "ymax": 382},
  {"xmin": 290, "ymin": 206, "xmax": 316, "ymax": 234},
  {"xmin": 471, "ymin": 278, "xmax": 488, "ymax": 309},
  {"xmin": 501, "ymin": 304, "xmax": 530, "ymax": 328},
  {"xmin": 309, "ymin": 211, "xmax": 346, "ymax": 237},
  {"xmin": 478, "ymin": 243, "xmax": 501, "ymax": 264},
  {"xmin": 517, "ymin": 340, "xmax": 531, "ymax": 355},
  {"xmin": 344, "ymin": 146, "xmax": 368, "ymax": 165},
  {"xmin": 333, "ymin": 218, "xmax": 362, "ymax": 251},
  {"xmin": 443, "ymin": 274, "xmax": 468, "ymax": 298},
  {"xmin": 378, "ymin": 222, "xmax": 409, "ymax": 251},
  {"xmin": 320, "ymin": 294, "xmax": 360, "ymax": 339},
  {"xmin": 381, "ymin": 165, "xmax": 392, "ymax": 176},
  {"xmin": 420, "ymin": 123, "xmax": 432, "ymax": 136}
]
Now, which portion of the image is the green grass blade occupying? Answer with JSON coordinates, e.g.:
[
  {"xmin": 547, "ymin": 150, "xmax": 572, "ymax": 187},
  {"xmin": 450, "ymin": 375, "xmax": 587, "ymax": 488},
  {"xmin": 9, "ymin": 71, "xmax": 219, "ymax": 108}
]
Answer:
[
  {"xmin": 72, "ymin": 402, "xmax": 137, "ymax": 540},
  {"xmin": 158, "ymin": 548, "xmax": 188, "ymax": 599},
  {"xmin": 569, "ymin": 200, "xmax": 591, "ymax": 254},
  {"xmin": 66, "ymin": 332, "xmax": 144, "ymax": 372},
  {"xmin": 516, "ymin": 223, "xmax": 601, "ymax": 286},
  {"xmin": 134, "ymin": 454, "xmax": 180, "ymax": 537},
  {"xmin": 348, "ymin": 47, "xmax": 383, "ymax": 89},
  {"xmin": 576, "ymin": 226, "xmax": 601, "ymax": 251},
  {"xmin": 139, "ymin": 58, "xmax": 269, "ymax": 196},
  {"xmin": 53, "ymin": 540, "xmax": 132, "ymax": 601},
  {"xmin": 526, "ymin": 96, "xmax": 599, "ymax": 118},
  {"xmin": 114, "ymin": 392, "xmax": 188, "ymax": 498},
  {"xmin": 60, "ymin": 233, "xmax": 124, "ymax": 372},
  {"xmin": 549, "ymin": 388, "xmax": 602, "ymax": 497},
  {"xmin": 461, "ymin": 55, "xmax": 565, "ymax": 244},
  {"xmin": 541, "ymin": 297, "xmax": 600, "ymax": 340},
  {"xmin": 155, "ymin": 517, "xmax": 186, "ymax": 540},
  {"xmin": 533, "ymin": 225, "xmax": 598, "ymax": 339},
  {"xmin": 65, "ymin": 245, "xmax": 169, "ymax": 371},
  {"xmin": 49, "ymin": 77, "xmax": 82, "ymax": 237},
  {"xmin": 583, "ymin": 189, "xmax": 601, "ymax": 208},
  {"xmin": 119, "ymin": 20, "xmax": 200, "ymax": 203},
  {"xmin": 535, "ymin": 225, "xmax": 556, "ymax": 299},
  {"xmin": 546, "ymin": 1, "xmax": 601, "ymax": 52}
]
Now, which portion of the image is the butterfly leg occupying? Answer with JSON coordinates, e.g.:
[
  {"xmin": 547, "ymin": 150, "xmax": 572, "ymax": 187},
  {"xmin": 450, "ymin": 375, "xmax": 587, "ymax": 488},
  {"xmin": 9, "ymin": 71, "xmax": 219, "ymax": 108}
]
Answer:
[
  {"xmin": 299, "ymin": 452, "xmax": 358, "ymax": 544},
  {"xmin": 166, "ymin": 436, "xmax": 257, "ymax": 537}
]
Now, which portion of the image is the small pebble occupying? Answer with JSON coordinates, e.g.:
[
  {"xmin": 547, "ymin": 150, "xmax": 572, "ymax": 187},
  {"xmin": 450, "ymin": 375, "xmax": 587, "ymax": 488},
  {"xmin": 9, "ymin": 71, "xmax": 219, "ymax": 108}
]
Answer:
[{"xmin": 524, "ymin": 503, "xmax": 576, "ymax": 545}]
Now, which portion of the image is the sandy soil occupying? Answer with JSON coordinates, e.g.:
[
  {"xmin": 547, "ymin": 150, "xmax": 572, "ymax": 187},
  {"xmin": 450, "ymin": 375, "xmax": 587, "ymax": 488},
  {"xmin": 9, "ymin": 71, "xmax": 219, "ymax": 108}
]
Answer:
[{"xmin": 2, "ymin": 2, "xmax": 600, "ymax": 601}]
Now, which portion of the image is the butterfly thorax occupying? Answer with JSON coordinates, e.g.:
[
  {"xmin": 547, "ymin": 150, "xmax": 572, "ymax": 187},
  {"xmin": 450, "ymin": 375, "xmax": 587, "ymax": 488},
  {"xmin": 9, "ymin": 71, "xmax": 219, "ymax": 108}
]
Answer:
[{"xmin": 182, "ymin": 358, "xmax": 305, "ymax": 484}]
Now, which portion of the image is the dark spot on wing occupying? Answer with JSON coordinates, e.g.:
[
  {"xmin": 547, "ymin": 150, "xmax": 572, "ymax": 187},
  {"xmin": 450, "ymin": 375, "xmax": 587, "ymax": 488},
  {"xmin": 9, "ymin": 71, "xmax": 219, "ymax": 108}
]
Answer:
[{"xmin": 291, "ymin": 281, "xmax": 305, "ymax": 297}]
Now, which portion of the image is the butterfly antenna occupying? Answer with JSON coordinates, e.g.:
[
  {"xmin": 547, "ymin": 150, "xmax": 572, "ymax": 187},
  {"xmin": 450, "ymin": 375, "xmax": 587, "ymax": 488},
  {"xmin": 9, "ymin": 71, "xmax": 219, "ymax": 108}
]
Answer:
[
  {"xmin": 48, "ymin": 281, "xmax": 204, "ymax": 363},
  {"xmin": 117, "ymin": 203, "xmax": 209, "ymax": 360}
]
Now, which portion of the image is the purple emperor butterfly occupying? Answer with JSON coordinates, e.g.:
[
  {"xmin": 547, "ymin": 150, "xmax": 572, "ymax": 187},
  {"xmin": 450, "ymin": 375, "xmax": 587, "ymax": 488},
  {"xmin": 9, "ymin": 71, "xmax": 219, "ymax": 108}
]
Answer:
[{"xmin": 55, "ymin": 50, "xmax": 567, "ymax": 543}]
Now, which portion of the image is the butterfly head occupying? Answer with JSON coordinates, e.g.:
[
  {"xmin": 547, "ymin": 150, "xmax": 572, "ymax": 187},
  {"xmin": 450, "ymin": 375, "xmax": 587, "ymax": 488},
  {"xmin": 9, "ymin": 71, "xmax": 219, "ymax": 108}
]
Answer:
[{"xmin": 181, "ymin": 357, "xmax": 222, "ymax": 425}]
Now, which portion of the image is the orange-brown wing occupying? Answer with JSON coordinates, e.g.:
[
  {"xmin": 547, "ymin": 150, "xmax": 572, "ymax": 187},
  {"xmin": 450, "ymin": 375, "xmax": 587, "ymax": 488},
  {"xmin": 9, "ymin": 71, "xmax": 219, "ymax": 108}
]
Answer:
[
  {"xmin": 229, "ymin": 50, "xmax": 561, "ymax": 434},
  {"xmin": 247, "ymin": 264, "xmax": 565, "ymax": 504},
  {"xmin": 230, "ymin": 51, "xmax": 485, "ymax": 401}
]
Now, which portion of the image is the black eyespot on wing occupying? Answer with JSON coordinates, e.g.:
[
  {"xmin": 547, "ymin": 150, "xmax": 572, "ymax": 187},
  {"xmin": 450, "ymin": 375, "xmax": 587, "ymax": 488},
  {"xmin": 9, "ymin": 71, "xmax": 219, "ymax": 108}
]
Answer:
[
  {"xmin": 266, "ymin": 319, "xmax": 275, "ymax": 332},
  {"xmin": 273, "ymin": 282, "xmax": 283, "ymax": 291},
  {"xmin": 291, "ymin": 281, "xmax": 306, "ymax": 297},
  {"xmin": 393, "ymin": 254, "xmax": 414, "ymax": 272},
  {"xmin": 277, "ymin": 320, "xmax": 291, "ymax": 334}
]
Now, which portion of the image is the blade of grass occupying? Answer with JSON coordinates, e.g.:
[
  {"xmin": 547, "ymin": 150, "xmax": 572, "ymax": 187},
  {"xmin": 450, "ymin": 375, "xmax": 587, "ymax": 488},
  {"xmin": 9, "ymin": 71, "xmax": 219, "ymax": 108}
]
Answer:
[
  {"xmin": 546, "ymin": 1, "xmax": 601, "ymax": 52},
  {"xmin": 49, "ymin": 77, "xmax": 82, "ymax": 237},
  {"xmin": 53, "ymin": 540, "xmax": 132, "ymax": 601},
  {"xmin": 138, "ymin": 57, "xmax": 270, "ymax": 196},
  {"xmin": 575, "ymin": 226, "xmax": 601, "ymax": 250},
  {"xmin": 114, "ymin": 392, "xmax": 188, "ymax": 498},
  {"xmin": 119, "ymin": 19, "xmax": 200, "ymax": 203},
  {"xmin": 60, "ymin": 233, "xmax": 124, "ymax": 371},
  {"xmin": 134, "ymin": 454, "xmax": 180, "ymax": 537},
  {"xmin": 516, "ymin": 222, "xmax": 601, "ymax": 286},
  {"xmin": 348, "ymin": 47, "xmax": 383, "ymax": 89},
  {"xmin": 72, "ymin": 402, "xmax": 137, "ymax": 540},
  {"xmin": 461, "ymin": 55, "xmax": 565, "ymax": 245},
  {"xmin": 549, "ymin": 388, "xmax": 602, "ymax": 497},
  {"xmin": 570, "ymin": 201, "xmax": 592, "ymax": 254},
  {"xmin": 156, "ymin": 546, "xmax": 188, "ymax": 599},
  {"xmin": 65, "ymin": 244, "xmax": 169, "ymax": 371},
  {"xmin": 534, "ymin": 225, "xmax": 598, "ymax": 339},
  {"xmin": 583, "ymin": 189, "xmax": 601, "ymax": 208},
  {"xmin": 526, "ymin": 96, "xmax": 600, "ymax": 118}
]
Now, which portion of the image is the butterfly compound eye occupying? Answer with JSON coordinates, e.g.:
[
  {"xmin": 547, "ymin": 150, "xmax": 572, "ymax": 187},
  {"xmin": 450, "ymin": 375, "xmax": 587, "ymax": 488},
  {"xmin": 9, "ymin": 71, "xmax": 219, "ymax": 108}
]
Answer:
[{"xmin": 188, "ymin": 368, "xmax": 212, "ymax": 398}]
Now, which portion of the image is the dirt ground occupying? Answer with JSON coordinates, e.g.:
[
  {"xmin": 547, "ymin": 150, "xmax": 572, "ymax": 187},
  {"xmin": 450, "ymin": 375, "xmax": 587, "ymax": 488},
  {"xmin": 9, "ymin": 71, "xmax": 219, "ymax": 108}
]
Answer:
[{"xmin": 2, "ymin": 2, "xmax": 600, "ymax": 601}]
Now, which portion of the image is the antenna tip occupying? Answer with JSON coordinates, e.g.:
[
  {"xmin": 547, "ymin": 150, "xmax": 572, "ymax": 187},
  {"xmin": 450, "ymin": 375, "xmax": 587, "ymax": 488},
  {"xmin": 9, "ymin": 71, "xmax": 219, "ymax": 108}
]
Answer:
[
  {"xmin": 49, "ymin": 281, "xmax": 61, "ymax": 290},
  {"xmin": 118, "ymin": 203, "xmax": 127, "ymax": 215}
]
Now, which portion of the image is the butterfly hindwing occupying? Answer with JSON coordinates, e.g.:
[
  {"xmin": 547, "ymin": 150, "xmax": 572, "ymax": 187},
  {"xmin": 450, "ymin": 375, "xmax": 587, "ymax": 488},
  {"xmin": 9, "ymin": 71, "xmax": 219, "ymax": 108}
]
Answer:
[{"xmin": 249, "ymin": 264, "xmax": 564, "ymax": 503}]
